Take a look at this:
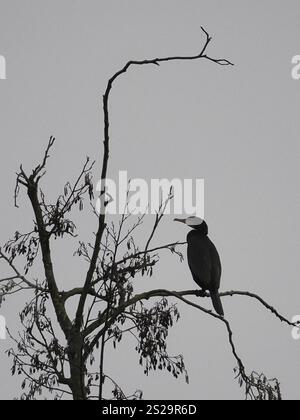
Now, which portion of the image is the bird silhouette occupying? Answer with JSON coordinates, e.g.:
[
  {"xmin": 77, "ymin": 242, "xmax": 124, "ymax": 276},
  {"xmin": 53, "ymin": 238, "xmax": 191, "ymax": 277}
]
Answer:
[{"xmin": 174, "ymin": 216, "xmax": 224, "ymax": 316}]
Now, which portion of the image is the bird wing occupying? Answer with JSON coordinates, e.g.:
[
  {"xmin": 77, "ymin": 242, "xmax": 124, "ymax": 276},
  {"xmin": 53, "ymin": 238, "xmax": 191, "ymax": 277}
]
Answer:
[
  {"xmin": 187, "ymin": 235, "xmax": 212, "ymax": 290},
  {"xmin": 187, "ymin": 233, "xmax": 222, "ymax": 291},
  {"xmin": 208, "ymin": 238, "xmax": 222, "ymax": 290}
]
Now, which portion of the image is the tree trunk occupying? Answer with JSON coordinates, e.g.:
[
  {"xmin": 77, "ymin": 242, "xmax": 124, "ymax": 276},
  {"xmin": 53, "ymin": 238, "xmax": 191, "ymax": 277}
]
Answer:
[{"xmin": 68, "ymin": 334, "xmax": 86, "ymax": 400}]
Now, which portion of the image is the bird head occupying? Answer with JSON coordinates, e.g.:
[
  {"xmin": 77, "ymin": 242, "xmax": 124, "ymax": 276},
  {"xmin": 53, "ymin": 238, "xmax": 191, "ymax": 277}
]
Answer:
[
  {"xmin": 174, "ymin": 216, "xmax": 208, "ymax": 234},
  {"xmin": 174, "ymin": 216, "xmax": 203, "ymax": 226}
]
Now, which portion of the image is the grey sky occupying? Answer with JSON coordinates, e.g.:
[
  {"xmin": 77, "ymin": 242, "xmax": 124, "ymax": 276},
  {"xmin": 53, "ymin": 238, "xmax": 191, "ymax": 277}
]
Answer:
[{"xmin": 0, "ymin": 0, "xmax": 299, "ymax": 400}]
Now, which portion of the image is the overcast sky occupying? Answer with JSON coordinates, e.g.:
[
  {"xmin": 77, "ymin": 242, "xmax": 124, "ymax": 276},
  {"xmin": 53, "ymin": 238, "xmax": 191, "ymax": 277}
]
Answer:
[{"xmin": 0, "ymin": 0, "xmax": 300, "ymax": 400}]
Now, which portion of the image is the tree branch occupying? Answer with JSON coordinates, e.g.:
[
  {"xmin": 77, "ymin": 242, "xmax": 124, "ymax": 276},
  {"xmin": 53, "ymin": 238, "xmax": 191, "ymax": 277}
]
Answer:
[
  {"xmin": 0, "ymin": 248, "xmax": 45, "ymax": 291},
  {"xmin": 74, "ymin": 26, "xmax": 232, "ymax": 330},
  {"xmin": 13, "ymin": 138, "xmax": 73, "ymax": 339},
  {"xmin": 83, "ymin": 287, "xmax": 298, "ymax": 361}
]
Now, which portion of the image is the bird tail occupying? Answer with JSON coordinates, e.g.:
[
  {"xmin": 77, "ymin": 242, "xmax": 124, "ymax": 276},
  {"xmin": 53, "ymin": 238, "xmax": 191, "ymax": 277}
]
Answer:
[{"xmin": 210, "ymin": 290, "xmax": 224, "ymax": 317}]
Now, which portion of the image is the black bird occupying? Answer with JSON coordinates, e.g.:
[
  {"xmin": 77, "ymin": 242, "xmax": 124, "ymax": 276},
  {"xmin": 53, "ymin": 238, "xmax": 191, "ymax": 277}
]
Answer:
[{"xmin": 174, "ymin": 216, "xmax": 224, "ymax": 316}]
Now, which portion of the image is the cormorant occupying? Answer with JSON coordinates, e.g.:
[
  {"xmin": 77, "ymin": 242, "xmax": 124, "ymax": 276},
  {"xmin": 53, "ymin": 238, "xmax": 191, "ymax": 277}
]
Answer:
[{"xmin": 174, "ymin": 216, "xmax": 224, "ymax": 316}]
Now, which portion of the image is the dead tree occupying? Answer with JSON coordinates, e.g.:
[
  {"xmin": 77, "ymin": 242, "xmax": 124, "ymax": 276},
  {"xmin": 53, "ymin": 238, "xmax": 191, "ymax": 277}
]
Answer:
[{"xmin": 0, "ymin": 28, "xmax": 297, "ymax": 400}]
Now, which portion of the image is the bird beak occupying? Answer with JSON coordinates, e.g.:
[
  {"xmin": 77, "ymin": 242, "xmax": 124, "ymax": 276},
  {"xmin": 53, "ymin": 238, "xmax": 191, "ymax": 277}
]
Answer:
[{"xmin": 174, "ymin": 218, "xmax": 186, "ymax": 224}]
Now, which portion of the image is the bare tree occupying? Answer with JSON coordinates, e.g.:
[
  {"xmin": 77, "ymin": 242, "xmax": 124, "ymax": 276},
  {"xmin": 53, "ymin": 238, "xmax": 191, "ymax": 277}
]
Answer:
[{"xmin": 0, "ymin": 28, "xmax": 297, "ymax": 400}]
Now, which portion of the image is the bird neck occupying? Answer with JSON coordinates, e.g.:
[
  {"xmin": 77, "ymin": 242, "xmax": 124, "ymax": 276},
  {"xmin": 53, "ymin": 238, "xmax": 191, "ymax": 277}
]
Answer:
[{"xmin": 192, "ymin": 221, "xmax": 208, "ymax": 235}]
